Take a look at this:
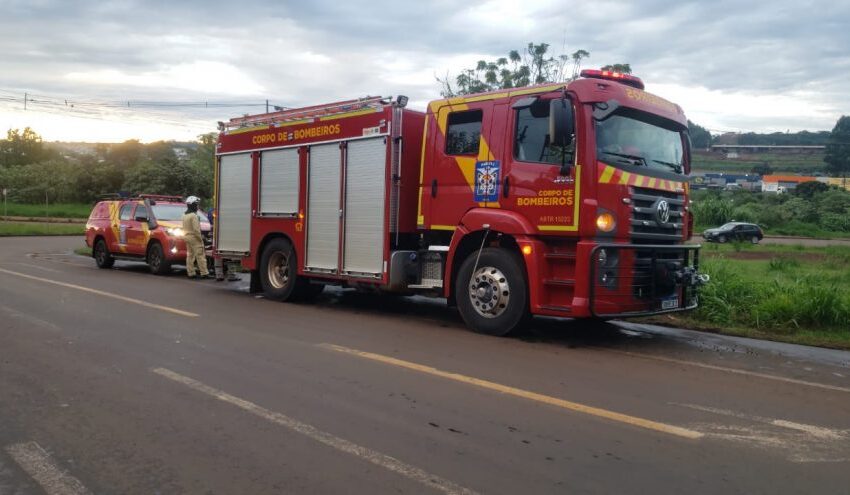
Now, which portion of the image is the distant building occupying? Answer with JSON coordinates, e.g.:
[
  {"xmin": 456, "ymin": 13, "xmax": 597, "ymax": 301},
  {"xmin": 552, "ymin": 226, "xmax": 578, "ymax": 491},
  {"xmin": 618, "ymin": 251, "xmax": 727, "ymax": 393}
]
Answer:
[{"xmin": 761, "ymin": 175, "xmax": 824, "ymax": 193}]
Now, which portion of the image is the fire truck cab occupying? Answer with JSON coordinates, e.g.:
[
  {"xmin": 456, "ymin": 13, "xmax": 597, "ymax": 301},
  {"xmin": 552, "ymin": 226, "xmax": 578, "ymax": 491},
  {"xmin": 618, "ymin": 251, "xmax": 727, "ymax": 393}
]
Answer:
[{"xmin": 214, "ymin": 70, "xmax": 707, "ymax": 335}]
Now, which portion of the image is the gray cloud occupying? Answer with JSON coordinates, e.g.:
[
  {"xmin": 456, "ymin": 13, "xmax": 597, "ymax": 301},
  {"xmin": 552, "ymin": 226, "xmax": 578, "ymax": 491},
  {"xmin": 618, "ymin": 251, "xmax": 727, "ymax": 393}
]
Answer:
[{"xmin": 1, "ymin": 0, "xmax": 848, "ymax": 136}]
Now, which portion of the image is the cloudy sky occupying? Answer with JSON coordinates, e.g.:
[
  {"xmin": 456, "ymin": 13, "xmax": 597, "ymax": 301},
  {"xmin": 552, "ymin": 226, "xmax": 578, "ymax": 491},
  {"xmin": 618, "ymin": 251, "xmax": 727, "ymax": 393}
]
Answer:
[{"xmin": 1, "ymin": 0, "xmax": 848, "ymax": 142}]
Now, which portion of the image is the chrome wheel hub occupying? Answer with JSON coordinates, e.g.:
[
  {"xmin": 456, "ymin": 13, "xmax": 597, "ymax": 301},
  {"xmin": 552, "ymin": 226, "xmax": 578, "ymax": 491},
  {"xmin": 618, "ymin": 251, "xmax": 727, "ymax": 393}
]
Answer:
[
  {"xmin": 468, "ymin": 266, "xmax": 510, "ymax": 318},
  {"xmin": 267, "ymin": 251, "xmax": 290, "ymax": 289}
]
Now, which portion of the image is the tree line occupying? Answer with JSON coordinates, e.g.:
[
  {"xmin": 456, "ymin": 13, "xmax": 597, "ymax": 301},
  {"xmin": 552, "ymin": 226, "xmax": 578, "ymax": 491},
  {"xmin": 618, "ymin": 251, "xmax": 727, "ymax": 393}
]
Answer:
[{"xmin": 0, "ymin": 128, "xmax": 215, "ymax": 204}]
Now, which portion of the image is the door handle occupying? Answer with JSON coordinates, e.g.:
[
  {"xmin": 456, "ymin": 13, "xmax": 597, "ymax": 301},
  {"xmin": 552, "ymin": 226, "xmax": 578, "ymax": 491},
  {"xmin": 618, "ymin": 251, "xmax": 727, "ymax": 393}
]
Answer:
[
  {"xmin": 431, "ymin": 179, "xmax": 438, "ymax": 198},
  {"xmin": 503, "ymin": 177, "xmax": 510, "ymax": 198}
]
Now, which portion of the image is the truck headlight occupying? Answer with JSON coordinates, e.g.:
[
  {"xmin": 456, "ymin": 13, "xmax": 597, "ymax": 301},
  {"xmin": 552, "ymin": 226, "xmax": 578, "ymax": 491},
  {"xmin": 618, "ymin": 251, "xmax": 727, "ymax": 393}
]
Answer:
[
  {"xmin": 596, "ymin": 212, "xmax": 616, "ymax": 233},
  {"xmin": 166, "ymin": 227, "xmax": 185, "ymax": 237}
]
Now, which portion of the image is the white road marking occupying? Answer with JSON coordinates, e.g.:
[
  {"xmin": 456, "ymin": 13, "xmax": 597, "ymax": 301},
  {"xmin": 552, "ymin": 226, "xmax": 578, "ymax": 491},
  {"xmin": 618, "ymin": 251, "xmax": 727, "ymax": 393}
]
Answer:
[
  {"xmin": 0, "ymin": 304, "xmax": 61, "ymax": 331},
  {"xmin": 0, "ymin": 268, "xmax": 198, "ymax": 318},
  {"xmin": 4, "ymin": 441, "xmax": 91, "ymax": 495},
  {"xmin": 673, "ymin": 403, "xmax": 847, "ymax": 440},
  {"xmin": 151, "ymin": 367, "xmax": 477, "ymax": 495},
  {"xmin": 603, "ymin": 348, "xmax": 850, "ymax": 394}
]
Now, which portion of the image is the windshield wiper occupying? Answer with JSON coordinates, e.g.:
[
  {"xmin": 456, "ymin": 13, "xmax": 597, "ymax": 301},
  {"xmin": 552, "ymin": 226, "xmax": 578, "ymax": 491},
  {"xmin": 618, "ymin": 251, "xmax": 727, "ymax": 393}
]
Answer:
[
  {"xmin": 652, "ymin": 159, "xmax": 683, "ymax": 174},
  {"xmin": 601, "ymin": 151, "xmax": 647, "ymax": 167}
]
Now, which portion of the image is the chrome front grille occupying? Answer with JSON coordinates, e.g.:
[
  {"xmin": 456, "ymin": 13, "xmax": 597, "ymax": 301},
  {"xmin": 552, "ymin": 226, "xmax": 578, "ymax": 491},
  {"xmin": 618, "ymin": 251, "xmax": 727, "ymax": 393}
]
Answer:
[{"xmin": 630, "ymin": 186, "xmax": 685, "ymax": 242}]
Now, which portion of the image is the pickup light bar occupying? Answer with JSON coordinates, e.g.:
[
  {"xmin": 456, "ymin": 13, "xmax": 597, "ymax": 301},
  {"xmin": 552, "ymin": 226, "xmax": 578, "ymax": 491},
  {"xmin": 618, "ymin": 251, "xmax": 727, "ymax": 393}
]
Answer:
[{"xmin": 580, "ymin": 69, "xmax": 645, "ymax": 90}]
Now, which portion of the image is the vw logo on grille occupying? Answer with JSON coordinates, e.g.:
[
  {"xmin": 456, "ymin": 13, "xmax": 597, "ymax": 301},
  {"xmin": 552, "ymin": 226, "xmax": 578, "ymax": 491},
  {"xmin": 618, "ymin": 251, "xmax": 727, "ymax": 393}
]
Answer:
[{"xmin": 656, "ymin": 200, "xmax": 671, "ymax": 224}]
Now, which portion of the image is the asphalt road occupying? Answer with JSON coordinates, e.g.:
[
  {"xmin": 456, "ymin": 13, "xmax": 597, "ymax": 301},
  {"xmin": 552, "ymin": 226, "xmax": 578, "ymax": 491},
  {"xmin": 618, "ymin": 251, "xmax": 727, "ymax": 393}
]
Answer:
[{"xmin": 1, "ymin": 236, "xmax": 849, "ymax": 494}]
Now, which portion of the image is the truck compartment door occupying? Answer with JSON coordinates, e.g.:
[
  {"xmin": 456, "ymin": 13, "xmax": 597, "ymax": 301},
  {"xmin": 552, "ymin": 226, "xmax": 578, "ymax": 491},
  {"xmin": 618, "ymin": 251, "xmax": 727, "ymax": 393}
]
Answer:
[
  {"xmin": 306, "ymin": 143, "xmax": 342, "ymax": 273},
  {"xmin": 217, "ymin": 153, "xmax": 253, "ymax": 254},
  {"xmin": 343, "ymin": 137, "xmax": 387, "ymax": 276},
  {"xmin": 259, "ymin": 148, "xmax": 299, "ymax": 216}
]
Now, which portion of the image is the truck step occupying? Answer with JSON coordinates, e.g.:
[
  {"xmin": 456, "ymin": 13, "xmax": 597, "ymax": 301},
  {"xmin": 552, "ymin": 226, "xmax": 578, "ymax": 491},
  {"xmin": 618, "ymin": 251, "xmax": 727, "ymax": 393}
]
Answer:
[
  {"xmin": 543, "ymin": 278, "xmax": 575, "ymax": 287},
  {"xmin": 544, "ymin": 252, "xmax": 576, "ymax": 260},
  {"xmin": 539, "ymin": 304, "xmax": 572, "ymax": 313}
]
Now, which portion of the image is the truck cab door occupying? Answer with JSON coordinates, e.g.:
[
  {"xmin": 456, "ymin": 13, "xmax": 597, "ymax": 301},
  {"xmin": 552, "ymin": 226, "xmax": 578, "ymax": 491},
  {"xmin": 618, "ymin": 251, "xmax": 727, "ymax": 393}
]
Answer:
[
  {"xmin": 503, "ymin": 95, "xmax": 579, "ymax": 233},
  {"xmin": 421, "ymin": 103, "xmax": 499, "ymax": 231},
  {"xmin": 127, "ymin": 203, "xmax": 150, "ymax": 254},
  {"xmin": 114, "ymin": 203, "xmax": 134, "ymax": 254}
]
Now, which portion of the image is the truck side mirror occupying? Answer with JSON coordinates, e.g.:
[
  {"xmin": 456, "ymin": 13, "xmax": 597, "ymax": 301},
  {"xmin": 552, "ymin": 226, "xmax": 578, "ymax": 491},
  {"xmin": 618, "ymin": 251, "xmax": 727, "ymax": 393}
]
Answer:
[
  {"xmin": 549, "ymin": 98, "xmax": 575, "ymax": 148},
  {"xmin": 683, "ymin": 133, "xmax": 693, "ymax": 175}
]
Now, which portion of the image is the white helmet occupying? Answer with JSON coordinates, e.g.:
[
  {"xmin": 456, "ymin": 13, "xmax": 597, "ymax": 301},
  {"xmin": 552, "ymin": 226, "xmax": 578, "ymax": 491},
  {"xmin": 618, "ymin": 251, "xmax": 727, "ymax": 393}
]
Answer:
[{"xmin": 185, "ymin": 195, "xmax": 201, "ymax": 205}]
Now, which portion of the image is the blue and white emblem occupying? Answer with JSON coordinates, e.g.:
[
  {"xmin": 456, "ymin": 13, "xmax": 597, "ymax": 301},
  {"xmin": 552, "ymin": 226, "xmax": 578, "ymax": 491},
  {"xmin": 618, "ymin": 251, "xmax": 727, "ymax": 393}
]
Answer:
[{"xmin": 474, "ymin": 160, "xmax": 500, "ymax": 202}]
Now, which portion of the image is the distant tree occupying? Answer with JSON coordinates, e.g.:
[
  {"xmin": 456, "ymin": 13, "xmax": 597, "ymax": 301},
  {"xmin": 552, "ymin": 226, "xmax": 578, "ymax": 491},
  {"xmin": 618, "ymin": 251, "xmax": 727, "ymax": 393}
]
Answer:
[
  {"xmin": 437, "ymin": 43, "xmax": 591, "ymax": 97},
  {"xmin": 687, "ymin": 120, "xmax": 712, "ymax": 150},
  {"xmin": 793, "ymin": 180, "xmax": 829, "ymax": 199},
  {"xmin": 825, "ymin": 115, "xmax": 850, "ymax": 184},
  {"xmin": 0, "ymin": 127, "xmax": 50, "ymax": 166},
  {"xmin": 600, "ymin": 63, "xmax": 632, "ymax": 74},
  {"xmin": 751, "ymin": 163, "xmax": 773, "ymax": 176}
]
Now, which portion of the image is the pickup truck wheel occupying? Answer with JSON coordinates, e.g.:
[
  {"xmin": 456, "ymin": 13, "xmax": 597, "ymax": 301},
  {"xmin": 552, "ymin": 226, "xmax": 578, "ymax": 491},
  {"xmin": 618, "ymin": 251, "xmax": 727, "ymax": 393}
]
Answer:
[
  {"xmin": 147, "ymin": 242, "xmax": 172, "ymax": 275},
  {"xmin": 93, "ymin": 239, "xmax": 114, "ymax": 269},
  {"xmin": 260, "ymin": 238, "xmax": 299, "ymax": 301},
  {"xmin": 717, "ymin": 235, "xmax": 727, "ymax": 243},
  {"xmin": 456, "ymin": 247, "xmax": 528, "ymax": 336}
]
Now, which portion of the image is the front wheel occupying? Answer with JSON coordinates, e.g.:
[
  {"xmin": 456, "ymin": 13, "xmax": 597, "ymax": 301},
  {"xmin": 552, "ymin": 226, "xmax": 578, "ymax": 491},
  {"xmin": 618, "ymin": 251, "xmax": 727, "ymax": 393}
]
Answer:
[
  {"xmin": 751, "ymin": 236, "xmax": 760, "ymax": 244},
  {"xmin": 147, "ymin": 242, "xmax": 171, "ymax": 275},
  {"xmin": 455, "ymin": 247, "xmax": 528, "ymax": 336},
  {"xmin": 93, "ymin": 239, "xmax": 114, "ymax": 269},
  {"xmin": 717, "ymin": 235, "xmax": 727, "ymax": 243}
]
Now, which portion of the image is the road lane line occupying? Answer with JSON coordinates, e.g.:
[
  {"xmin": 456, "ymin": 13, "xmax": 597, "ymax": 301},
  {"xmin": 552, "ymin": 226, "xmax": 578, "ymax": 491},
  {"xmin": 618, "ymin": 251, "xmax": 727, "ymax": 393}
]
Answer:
[
  {"xmin": 320, "ymin": 344, "xmax": 703, "ymax": 440},
  {"xmin": 151, "ymin": 367, "xmax": 477, "ymax": 495},
  {"xmin": 0, "ymin": 267, "xmax": 198, "ymax": 318},
  {"xmin": 5, "ymin": 441, "xmax": 91, "ymax": 495},
  {"xmin": 674, "ymin": 403, "xmax": 847, "ymax": 440},
  {"xmin": 601, "ymin": 348, "xmax": 850, "ymax": 394},
  {"xmin": 0, "ymin": 304, "xmax": 61, "ymax": 331}
]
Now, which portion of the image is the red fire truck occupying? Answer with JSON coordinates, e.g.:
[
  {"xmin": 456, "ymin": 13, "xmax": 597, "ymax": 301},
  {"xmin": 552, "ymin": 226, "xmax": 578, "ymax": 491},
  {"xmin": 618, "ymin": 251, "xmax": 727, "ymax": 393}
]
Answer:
[{"xmin": 213, "ymin": 70, "xmax": 708, "ymax": 335}]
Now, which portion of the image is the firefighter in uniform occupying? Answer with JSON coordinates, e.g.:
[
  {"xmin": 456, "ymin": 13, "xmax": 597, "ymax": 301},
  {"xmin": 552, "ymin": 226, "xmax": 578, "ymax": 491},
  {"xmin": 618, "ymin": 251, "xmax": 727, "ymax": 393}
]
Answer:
[{"xmin": 182, "ymin": 196, "xmax": 210, "ymax": 279}]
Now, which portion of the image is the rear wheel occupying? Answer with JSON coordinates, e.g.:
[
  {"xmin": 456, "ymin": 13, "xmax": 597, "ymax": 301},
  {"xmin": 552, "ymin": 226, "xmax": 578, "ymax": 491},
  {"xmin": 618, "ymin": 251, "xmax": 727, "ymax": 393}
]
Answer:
[
  {"xmin": 260, "ymin": 238, "xmax": 323, "ymax": 301},
  {"xmin": 455, "ymin": 247, "xmax": 528, "ymax": 336},
  {"xmin": 147, "ymin": 242, "xmax": 171, "ymax": 275},
  {"xmin": 93, "ymin": 238, "xmax": 114, "ymax": 269}
]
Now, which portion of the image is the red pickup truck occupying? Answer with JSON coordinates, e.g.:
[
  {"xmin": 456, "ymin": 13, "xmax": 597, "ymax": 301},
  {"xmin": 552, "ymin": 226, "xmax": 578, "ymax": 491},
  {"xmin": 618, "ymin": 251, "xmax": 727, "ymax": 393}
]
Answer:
[{"xmin": 85, "ymin": 194, "xmax": 211, "ymax": 274}]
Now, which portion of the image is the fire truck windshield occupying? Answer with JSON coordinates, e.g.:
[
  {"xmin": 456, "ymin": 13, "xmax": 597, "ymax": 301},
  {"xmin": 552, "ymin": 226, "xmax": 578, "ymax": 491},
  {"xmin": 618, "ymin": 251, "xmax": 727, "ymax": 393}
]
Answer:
[
  {"xmin": 152, "ymin": 204, "xmax": 209, "ymax": 223},
  {"xmin": 595, "ymin": 114, "xmax": 684, "ymax": 174}
]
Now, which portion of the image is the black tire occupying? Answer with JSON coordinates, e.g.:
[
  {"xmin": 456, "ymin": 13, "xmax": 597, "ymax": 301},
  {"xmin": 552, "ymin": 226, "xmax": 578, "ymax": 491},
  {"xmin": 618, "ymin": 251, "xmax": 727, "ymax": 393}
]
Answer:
[
  {"xmin": 93, "ymin": 238, "xmax": 114, "ymax": 269},
  {"xmin": 260, "ymin": 237, "xmax": 321, "ymax": 301},
  {"xmin": 751, "ymin": 236, "xmax": 760, "ymax": 244},
  {"xmin": 455, "ymin": 247, "xmax": 528, "ymax": 336},
  {"xmin": 717, "ymin": 235, "xmax": 727, "ymax": 243},
  {"xmin": 147, "ymin": 242, "xmax": 171, "ymax": 275}
]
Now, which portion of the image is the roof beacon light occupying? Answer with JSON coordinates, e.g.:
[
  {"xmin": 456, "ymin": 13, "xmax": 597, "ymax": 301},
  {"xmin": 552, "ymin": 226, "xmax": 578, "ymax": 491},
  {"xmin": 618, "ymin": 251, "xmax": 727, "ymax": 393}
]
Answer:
[{"xmin": 580, "ymin": 69, "xmax": 645, "ymax": 90}]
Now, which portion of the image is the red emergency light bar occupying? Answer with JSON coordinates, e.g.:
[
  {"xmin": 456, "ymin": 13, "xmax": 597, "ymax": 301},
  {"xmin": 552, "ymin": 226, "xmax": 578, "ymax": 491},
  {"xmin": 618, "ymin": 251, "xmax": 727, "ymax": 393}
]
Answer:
[{"xmin": 580, "ymin": 69, "xmax": 645, "ymax": 90}]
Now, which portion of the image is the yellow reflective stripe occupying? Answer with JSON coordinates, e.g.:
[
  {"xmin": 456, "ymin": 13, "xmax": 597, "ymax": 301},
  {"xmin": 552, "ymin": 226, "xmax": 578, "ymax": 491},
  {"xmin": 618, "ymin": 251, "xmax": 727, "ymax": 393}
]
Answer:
[
  {"xmin": 599, "ymin": 165, "xmax": 616, "ymax": 184},
  {"xmin": 430, "ymin": 225, "xmax": 456, "ymax": 231},
  {"xmin": 538, "ymin": 225, "xmax": 572, "ymax": 231},
  {"xmin": 619, "ymin": 171, "xmax": 632, "ymax": 185},
  {"xmin": 648, "ymin": 178, "xmax": 657, "ymax": 188},
  {"xmin": 226, "ymin": 125, "xmax": 269, "ymax": 135}
]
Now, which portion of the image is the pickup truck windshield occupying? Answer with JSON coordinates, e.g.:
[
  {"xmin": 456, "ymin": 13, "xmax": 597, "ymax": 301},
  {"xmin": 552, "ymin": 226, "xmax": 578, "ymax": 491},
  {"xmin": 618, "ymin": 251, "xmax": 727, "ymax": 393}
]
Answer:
[
  {"xmin": 596, "ymin": 114, "xmax": 684, "ymax": 174},
  {"xmin": 152, "ymin": 204, "xmax": 209, "ymax": 223}
]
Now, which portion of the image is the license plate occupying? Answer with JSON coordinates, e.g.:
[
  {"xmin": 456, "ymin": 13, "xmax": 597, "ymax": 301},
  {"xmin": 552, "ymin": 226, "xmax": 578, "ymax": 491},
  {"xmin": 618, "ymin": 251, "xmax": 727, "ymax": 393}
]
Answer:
[{"xmin": 661, "ymin": 297, "xmax": 679, "ymax": 310}]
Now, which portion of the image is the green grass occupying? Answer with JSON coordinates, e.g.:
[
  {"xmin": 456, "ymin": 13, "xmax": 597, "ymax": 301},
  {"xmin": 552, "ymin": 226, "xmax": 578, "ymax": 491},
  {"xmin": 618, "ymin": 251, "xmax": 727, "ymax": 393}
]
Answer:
[
  {"xmin": 75, "ymin": 247, "xmax": 92, "ymax": 256},
  {"xmin": 1, "ymin": 202, "xmax": 91, "ymax": 219},
  {"xmin": 655, "ymin": 244, "xmax": 850, "ymax": 349},
  {"xmin": 0, "ymin": 222, "xmax": 85, "ymax": 236}
]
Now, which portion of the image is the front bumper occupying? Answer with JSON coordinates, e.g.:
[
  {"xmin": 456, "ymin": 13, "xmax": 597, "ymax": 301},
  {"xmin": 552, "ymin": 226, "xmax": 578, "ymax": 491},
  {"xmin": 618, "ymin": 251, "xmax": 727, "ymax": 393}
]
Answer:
[{"xmin": 588, "ymin": 243, "xmax": 709, "ymax": 318}]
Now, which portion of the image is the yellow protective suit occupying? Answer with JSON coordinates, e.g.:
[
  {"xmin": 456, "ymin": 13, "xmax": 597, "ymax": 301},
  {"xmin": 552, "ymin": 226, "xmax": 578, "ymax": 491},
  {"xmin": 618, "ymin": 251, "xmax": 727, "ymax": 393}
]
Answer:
[{"xmin": 181, "ymin": 212, "xmax": 209, "ymax": 277}]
